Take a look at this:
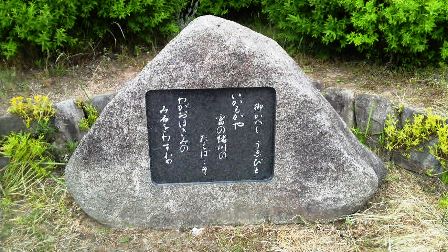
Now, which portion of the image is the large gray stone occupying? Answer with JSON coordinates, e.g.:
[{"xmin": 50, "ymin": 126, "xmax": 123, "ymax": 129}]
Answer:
[
  {"xmin": 65, "ymin": 16, "xmax": 386, "ymax": 229},
  {"xmin": 91, "ymin": 93, "xmax": 116, "ymax": 114},
  {"xmin": 54, "ymin": 99, "xmax": 85, "ymax": 142},
  {"xmin": 323, "ymin": 87, "xmax": 355, "ymax": 128},
  {"xmin": 355, "ymin": 94, "xmax": 394, "ymax": 135},
  {"xmin": 0, "ymin": 114, "xmax": 26, "ymax": 137}
]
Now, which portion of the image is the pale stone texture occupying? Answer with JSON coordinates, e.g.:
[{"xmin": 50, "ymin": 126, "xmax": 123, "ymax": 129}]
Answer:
[
  {"xmin": 54, "ymin": 99, "xmax": 85, "ymax": 142},
  {"xmin": 66, "ymin": 16, "xmax": 386, "ymax": 228},
  {"xmin": 91, "ymin": 93, "xmax": 116, "ymax": 114},
  {"xmin": 323, "ymin": 87, "xmax": 355, "ymax": 128}
]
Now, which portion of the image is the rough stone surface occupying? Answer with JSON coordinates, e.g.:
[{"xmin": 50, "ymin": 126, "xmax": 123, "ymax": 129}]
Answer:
[
  {"xmin": 355, "ymin": 94, "xmax": 394, "ymax": 135},
  {"xmin": 91, "ymin": 93, "xmax": 116, "ymax": 114},
  {"xmin": 392, "ymin": 139, "xmax": 442, "ymax": 174},
  {"xmin": 399, "ymin": 106, "xmax": 423, "ymax": 128},
  {"xmin": 54, "ymin": 99, "xmax": 85, "ymax": 142},
  {"xmin": 311, "ymin": 80, "xmax": 324, "ymax": 91},
  {"xmin": 323, "ymin": 87, "xmax": 355, "ymax": 128},
  {"xmin": 0, "ymin": 156, "xmax": 9, "ymax": 168},
  {"xmin": 66, "ymin": 15, "xmax": 386, "ymax": 229},
  {"xmin": 0, "ymin": 114, "xmax": 26, "ymax": 137}
]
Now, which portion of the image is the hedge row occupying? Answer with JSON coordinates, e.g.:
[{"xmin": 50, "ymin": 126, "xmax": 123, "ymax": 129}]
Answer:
[
  {"xmin": 0, "ymin": 0, "xmax": 187, "ymax": 59},
  {"xmin": 1, "ymin": 0, "xmax": 448, "ymax": 64},
  {"xmin": 262, "ymin": 0, "xmax": 448, "ymax": 64}
]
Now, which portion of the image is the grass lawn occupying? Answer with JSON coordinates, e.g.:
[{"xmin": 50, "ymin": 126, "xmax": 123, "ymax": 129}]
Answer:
[{"xmin": 1, "ymin": 164, "xmax": 447, "ymax": 251}]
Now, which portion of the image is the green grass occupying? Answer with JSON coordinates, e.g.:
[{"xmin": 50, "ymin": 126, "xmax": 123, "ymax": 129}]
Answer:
[
  {"xmin": 1, "ymin": 166, "xmax": 446, "ymax": 251},
  {"xmin": 0, "ymin": 176, "xmax": 80, "ymax": 251},
  {"xmin": 440, "ymin": 194, "xmax": 448, "ymax": 209}
]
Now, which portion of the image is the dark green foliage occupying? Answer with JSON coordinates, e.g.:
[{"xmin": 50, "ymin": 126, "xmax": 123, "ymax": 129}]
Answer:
[
  {"xmin": 262, "ymin": 0, "xmax": 448, "ymax": 64},
  {"xmin": 0, "ymin": 0, "xmax": 187, "ymax": 60},
  {"xmin": 198, "ymin": 0, "xmax": 259, "ymax": 16},
  {"xmin": 1, "ymin": 0, "xmax": 448, "ymax": 65},
  {"xmin": 75, "ymin": 100, "xmax": 99, "ymax": 132}
]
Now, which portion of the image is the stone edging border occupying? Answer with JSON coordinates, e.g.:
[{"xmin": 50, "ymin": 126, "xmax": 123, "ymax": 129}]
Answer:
[
  {"xmin": 0, "ymin": 84, "xmax": 445, "ymax": 175},
  {"xmin": 0, "ymin": 93, "xmax": 115, "ymax": 167},
  {"xmin": 320, "ymin": 84, "xmax": 446, "ymax": 175}
]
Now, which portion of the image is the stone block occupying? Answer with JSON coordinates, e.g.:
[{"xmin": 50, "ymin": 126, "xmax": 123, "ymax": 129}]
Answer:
[
  {"xmin": 323, "ymin": 87, "xmax": 355, "ymax": 129},
  {"xmin": 54, "ymin": 99, "xmax": 85, "ymax": 142},
  {"xmin": 0, "ymin": 156, "xmax": 9, "ymax": 168},
  {"xmin": 355, "ymin": 94, "xmax": 395, "ymax": 135},
  {"xmin": 91, "ymin": 93, "xmax": 116, "ymax": 114},
  {"xmin": 0, "ymin": 114, "xmax": 26, "ymax": 137},
  {"xmin": 392, "ymin": 139, "xmax": 442, "ymax": 175},
  {"xmin": 399, "ymin": 106, "xmax": 423, "ymax": 128}
]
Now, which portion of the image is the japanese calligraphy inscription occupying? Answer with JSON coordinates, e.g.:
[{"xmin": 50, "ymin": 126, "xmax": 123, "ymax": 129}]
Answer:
[{"xmin": 146, "ymin": 87, "xmax": 276, "ymax": 184}]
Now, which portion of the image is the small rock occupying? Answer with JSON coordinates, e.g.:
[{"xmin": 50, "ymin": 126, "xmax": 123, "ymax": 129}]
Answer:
[
  {"xmin": 0, "ymin": 114, "xmax": 26, "ymax": 137},
  {"xmin": 392, "ymin": 139, "xmax": 442, "ymax": 175},
  {"xmin": 311, "ymin": 80, "xmax": 324, "ymax": 91},
  {"xmin": 0, "ymin": 156, "xmax": 9, "ymax": 168},
  {"xmin": 54, "ymin": 99, "xmax": 85, "ymax": 142},
  {"xmin": 91, "ymin": 93, "xmax": 116, "ymax": 114},
  {"xmin": 323, "ymin": 87, "xmax": 355, "ymax": 128},
  {"xmin": 355, "ymin": 94, "xmax": 395, "ymax": 135},
  {"xmin": 191, "ymin": 227, "xmax": 204, "ymax": 236},
  {"xmin": 399, "ymin": 106, "xmax": 423, "ymax": 128}
]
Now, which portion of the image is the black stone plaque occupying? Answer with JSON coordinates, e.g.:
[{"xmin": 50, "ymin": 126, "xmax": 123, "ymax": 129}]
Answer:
[{"xmin": 146, "ymin": 87, "xmax": 276, "ymax": 184}]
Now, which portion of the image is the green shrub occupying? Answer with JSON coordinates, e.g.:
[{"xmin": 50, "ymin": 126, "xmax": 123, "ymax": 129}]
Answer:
[
  {"xmin": 430, "ymin": 124, "xmax": 448, "ymax": 175},
  {"xmin": 2, "ymin": 0, "xmax": 448, "ymax": 65},
  {"xmin": 198, "ymin": 0, "xmax": 259, "ymax": 16},
  {"xmin": 7, "ymin": 95, "xmax": 57, "ymax": 140},
  {"xmin": 7, "ymin": 95, "xmax": 55, "ymax": 128},
  {"xmin": 0, "ymin": 95, "xmax": 61, "ymax": 197},
  {"xmin": 440, "ymin": 194, "xmax": 448, "ymax": 209},
  {"xmin": 75, "ymin": 100, "xmax": 99, "ymax": 132},
  {"xmin": 0, "ymin": 0, "xmax": 187, "ymax": 60},
  {"xmin": 262, "ymin": 0, "xmax": 448, "ymax": 64},
  {"xmin": 383, "ymin": 111, "xmax": 443, "ymax": 153}
]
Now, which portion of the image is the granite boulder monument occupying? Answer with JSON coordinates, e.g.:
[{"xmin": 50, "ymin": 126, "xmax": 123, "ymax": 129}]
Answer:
[{"xmin": 65, "ymin": 15, "xmax": 386, "ymax": 228}]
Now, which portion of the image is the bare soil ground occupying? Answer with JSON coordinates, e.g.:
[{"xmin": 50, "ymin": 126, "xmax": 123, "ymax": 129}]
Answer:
[
  {"xmin": 294, "ymin": 54, "xmax": 448, "ymax": 114},
  {"xmin": 1, "ymin": 52, "xmax": 447, "ymax": 114},
  {"xmin": 0, "ymin": 52, "xmax": 154, "ymax": 114}
]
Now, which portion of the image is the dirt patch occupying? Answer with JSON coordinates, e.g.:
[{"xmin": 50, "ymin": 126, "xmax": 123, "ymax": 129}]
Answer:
[
  {"xmin": 295, "ymin": 54, "xmax": 448, "ymax": 114},
  {"xmin": 0, "ymin": 52, "xmax": 154, "ymax": 114},
  {"xmin": 1, "ymin": 52, "xmax": 447, "ymax": 116}
]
